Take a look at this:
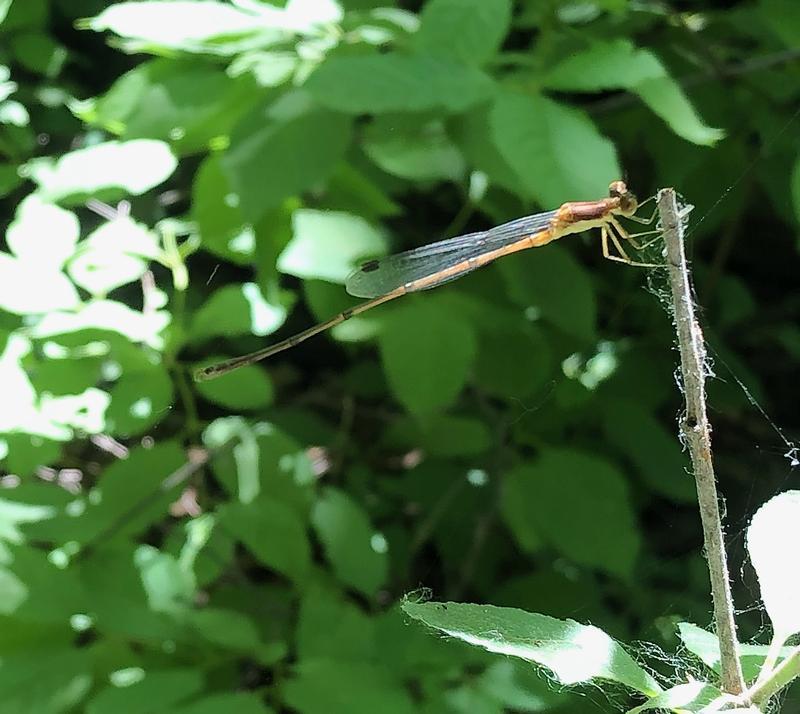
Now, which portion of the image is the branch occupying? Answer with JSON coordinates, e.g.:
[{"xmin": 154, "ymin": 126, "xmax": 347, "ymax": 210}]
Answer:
[{"xmin": 658, "ymin": 188, "xmax": 745, "ymax": 696}]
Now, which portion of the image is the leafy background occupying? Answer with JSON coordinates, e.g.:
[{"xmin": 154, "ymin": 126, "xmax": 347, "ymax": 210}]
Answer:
[{"xmin": 1, "ymin": 0, "xmax": 799, "ymax": 711}]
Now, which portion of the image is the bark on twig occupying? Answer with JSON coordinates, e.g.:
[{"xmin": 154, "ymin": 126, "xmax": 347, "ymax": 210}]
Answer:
[{"xmin": 658, "ymin": 188, "xmax": 746, "ymax": 696}]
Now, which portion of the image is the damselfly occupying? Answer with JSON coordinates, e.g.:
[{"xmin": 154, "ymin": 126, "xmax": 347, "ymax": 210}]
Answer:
[{"xmin": 194, "ymin": 180, "xmax": 659, "ymax": 381}]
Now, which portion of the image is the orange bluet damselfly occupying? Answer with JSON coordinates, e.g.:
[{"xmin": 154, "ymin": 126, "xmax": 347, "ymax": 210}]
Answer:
[{"xmin": 194, "ymin": 180, "xmax": 659, "ymax": 381}]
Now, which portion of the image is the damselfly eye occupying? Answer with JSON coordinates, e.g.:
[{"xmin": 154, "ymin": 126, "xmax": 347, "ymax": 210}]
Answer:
[{"xmin": 608, "ymin": 180, "xmax": 628, "ymax": 198}]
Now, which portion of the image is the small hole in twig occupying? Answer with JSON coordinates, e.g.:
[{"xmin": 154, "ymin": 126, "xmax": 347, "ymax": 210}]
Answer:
[{"xmin": 685, "ymin": 416, "xmax": 698, "ymax": 429}]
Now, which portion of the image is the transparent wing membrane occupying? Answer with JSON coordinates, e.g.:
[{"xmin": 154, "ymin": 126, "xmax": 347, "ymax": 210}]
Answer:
[{"xmin": 346, "ymin": 210, "xmax": 557, "ymax": 298}]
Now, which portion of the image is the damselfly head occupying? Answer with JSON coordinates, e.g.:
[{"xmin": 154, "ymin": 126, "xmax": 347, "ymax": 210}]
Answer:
[{"xmin": 608, "ymin": 180, "xmax": 638, "ymax": 216}]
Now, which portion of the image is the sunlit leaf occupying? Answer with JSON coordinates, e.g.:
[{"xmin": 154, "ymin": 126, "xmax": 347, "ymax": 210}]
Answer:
[
  {"xmin": 677, "ymin": 622, "xmax": 796, "ymax": 682},
  {"xmin": 278, "ymin": 210, "xmax": 387, "ymax": 283},
  {"xmin": 627, "ymin": 681, "xmax": 728, "ymax": 713},
  {"xmin": 83, "ymin": 1, "xmax": 268, "ymax": 51},
  {"xmin": 747, "ymin": 490, "xmax": 800, "ymax": 637},
  {"xmin": 6, "ymin": 194, "xmax": 79, "ymax": 268},
  {"xmin": 402, "ymin": 601, "xmax": 660, "ymax": 694},
  {"xmin": 32, "ymin": 299, "xmax": 170, "ymax": 349},
  {"xmin": 0, "ymin": 252, "xmax": 80, "ymax": 315},
  {"xmin": 0, "ymin": 334, "xmax": 110, "ymax": 439},
  {"xmin": 191, "ymin": 283, "xmax": 287, "ymax": 341},
  {"xmin": 26, "ymin": 139, "xmax": 177, "ymax": 204}
]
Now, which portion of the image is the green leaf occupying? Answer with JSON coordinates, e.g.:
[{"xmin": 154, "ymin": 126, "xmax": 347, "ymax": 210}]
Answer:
[
  {"xmin": 677, "ymin": 622, "xmax": 796, "ymax": 682},
  {"xmin": 24, "ymin": 442, "xmax": 185, "ymax": 546},
  {"xmin": 203, "ymin": 417, "xmax": 261, "ymax": 504},
  {"xmin": 184, "ymin": 607, "xmax": 264, "ymax": 652},
  {"xmin": 602, "ymin": 398, "xmax": 695, "ymax": 502},
  {"xmin": 477, "ymin": 660, "xmax": 566, "ymax": 711},
  {"xmin": 402, "ymin": 600, "xmax": 660, "ymax": 695},
  {"xmin": 413, "ymin": 0, "xmax": 511, "ymax": 66},
  {"xmin": 136, "ymin": 545, "xmax": 194, "ymax": 615},
  {"xmin": 0, "ymin": 647, "xmax": 92, "ymax": 714},
  {"xmin": 194, "ymin": 361, "xmax": 274, "ymax": 411},
  {"xmin": 191, "ymin": 283, "xmax": 287, "ymax": 341},
  {"xmin": 306, "ymin": 53, "xmax": 494, "ymax": 114},
  {"xmin": 0, "ymin": 497, "xmax": 57, "ymax": 544},
  {"xmin": 790, "ymin": 155, "xmax": 800, "ymax": 225},
  {"xmin": 379, "ymin": 300, "xmax": 477, "ymax": 415},
  {"xmin": 278, "ymin": 209, "xmax": 387, "ymax": 283},
  {"xmin": 363, "ymin": 116, "xmax": 465, "ymax": 181},
  {"xmin": 205, "ymin": 418, "xmax": 313, "ymax": 508},
  {"xmin": 77, "ymin": 545, "xmax": 181, "ymax": 641},
  {"xmin": 747, "ymin": 490, "xmax": 800, "ymax": 637},
  {"xmin": 0, "ymin": 162, "xmax": 22, "ymax": 196},
  {"xmin": 635, "ymin": 78, "xmax": 725, "ymax": 147},
  {"xmin": 88, "ymin": 59, "xmax": 256, "ymax": 153},
  {"xmin": 761, "ymin": 0, "xmax": 800, "ymax": 48},
  {"xmin": 628, "ymin": 681, "xmax": 727, "ymax": 713},
  {"xmin": 451, "ymin": 104, "xmax": 526, "ymax": 195},
  {"xmin": 219, "ymin": 497, "xmax": 311, "ymax": 584},
  {"xmin": 387, "ymin": 414, "xmax": 491, "ymax": 457},
  {"xmin": 498, "ymin": 244, "xmax": 596, "ymax": 341},
  {"xmin": 543, "ymin": 38, "xmax": 666, "ymax": 91},
  {"xmin": 473, "ymin": 318, "xmax": 553, "ymax": 399},
  {"xmin": 284, "ymin": 660, "xmax": 416, "ymax": 714},
  {"xmin": 543, "ymin": 39, "xmax": 723, "ymax": 146},
  {"xmin": 223, "ymin": 102, "xmax": 351, "ymax": 224},
  {"xmin": 87, "ymin": 669, "xmax": 203, "ymax": 714},
  {"xmin": 192, "ymin": 154, "xmax": 252, "ymax": 264},
  {"xmin": 105, "ymin": 363, "xmax": 173, "ymax": 436},
  {"xmin": 0, "ymin": 434, "xmax": 60, "ymax": 476},
  {"xmin": 311, "ymin": 487, "xmax": 388, "ymax": 597},
  {"xmin": 169, "ymin": 692, "xmax": 274, "ymax": 714},
  {"xmin": 25, "ymin": 139, "xmax": 177, "ymax": 204},
  {"xmin": 2, "ymin": 545, "xmax": 85, "ymax": 623},
  {"xmin": 501, "ymin": 450, "xmax": 640, "ymax": 578},
  {"xmin": 490, "ymin": 92, "xmax": 621, "ymax": 207},
  {"xmin": 297, "ymin": 588, "xmax": 376, "ymax": 661}
]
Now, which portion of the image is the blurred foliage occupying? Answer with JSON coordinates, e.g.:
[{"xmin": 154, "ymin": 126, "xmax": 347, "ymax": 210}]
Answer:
[{"xmin": 1, "ymin": 0, "xmax": 799, "ymax": 711}]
